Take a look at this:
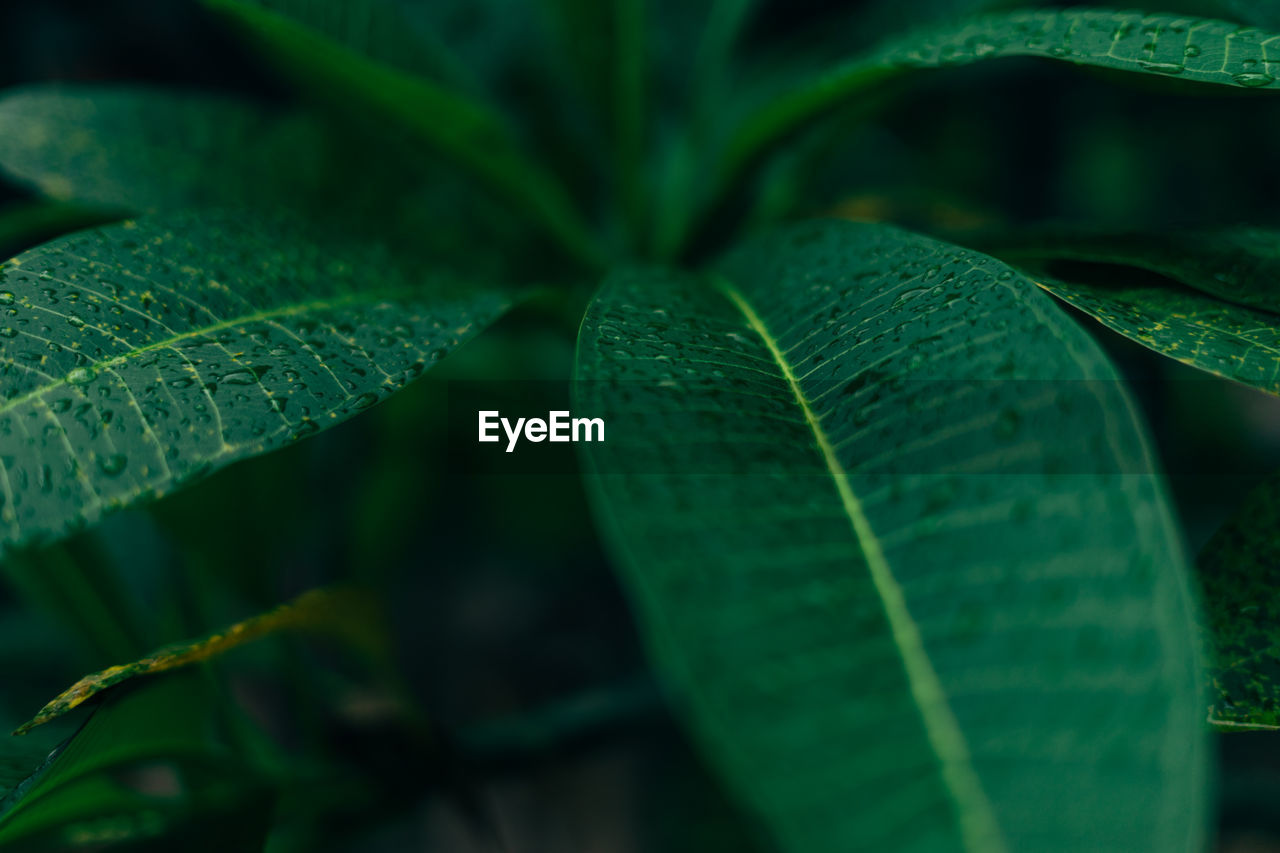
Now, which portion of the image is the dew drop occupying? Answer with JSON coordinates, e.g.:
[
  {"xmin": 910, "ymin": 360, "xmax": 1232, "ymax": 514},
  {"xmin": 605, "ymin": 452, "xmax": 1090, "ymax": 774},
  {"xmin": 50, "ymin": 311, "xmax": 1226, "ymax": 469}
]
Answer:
[
  {"xmin": 67, "ymin": 367, "xmax": 96, "ymax": 385},
  {"xmin": 220, "ymin": 370, "xmax": 257, "ymax": 385},
  {"xmin": 1233, "ymin": 71, "xmax": 1276, "ymax": 87},
  {"xmin": 97, "ymin": 453, "xmax": 127, "ymax": 476},
  {"xmin": 0, "ymin": 328, "xmax": 15, "ymax": 338},
  {"xmin": 1139, "ymin": 61, "xmax": 1183, "ymax": 75},
  {"xmin": 0, "ymin": 292, "xmax": 13, "ymax": 305},
  {"xmin": 350, "ymin": 392, "xmax": 378, "ymax": 410}
]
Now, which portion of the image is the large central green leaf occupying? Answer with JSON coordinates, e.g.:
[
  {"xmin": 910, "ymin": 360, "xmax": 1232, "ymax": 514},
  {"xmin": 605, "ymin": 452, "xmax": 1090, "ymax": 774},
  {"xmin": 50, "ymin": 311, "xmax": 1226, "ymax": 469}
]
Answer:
[
  {"xmin": 576, "ymin": 220, "xmax": 1205, "ymax": 851},
  {"xmin": 0, "ymin": 212, "xmax": 511, "ymax": 557}
]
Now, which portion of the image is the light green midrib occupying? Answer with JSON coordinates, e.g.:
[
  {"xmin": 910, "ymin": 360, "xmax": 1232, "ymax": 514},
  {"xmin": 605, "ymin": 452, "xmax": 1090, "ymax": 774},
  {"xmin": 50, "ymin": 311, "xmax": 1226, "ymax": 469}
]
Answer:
[
  {"xmin": 712, "ymin": 275, "xmax": 1007, "ymax": 853},
  {"xmin": 0, "ymin": 287, "xmax": 423, "ymax": 419}
]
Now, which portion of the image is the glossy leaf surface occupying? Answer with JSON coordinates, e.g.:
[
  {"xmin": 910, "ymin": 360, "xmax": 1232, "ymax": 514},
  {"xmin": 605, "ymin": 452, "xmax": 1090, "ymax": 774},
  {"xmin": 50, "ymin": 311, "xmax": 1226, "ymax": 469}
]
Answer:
[
  {"xmin": 0, "ymin": 212, "xmax": 511, "ymax": 556},
  {"xmin": 1035, "ymin": 276, "xmax": 1280, "ymax": 396},
  {"xmin": 576, "ymin": 220, "xmax": 1205, "ymax": 851}
]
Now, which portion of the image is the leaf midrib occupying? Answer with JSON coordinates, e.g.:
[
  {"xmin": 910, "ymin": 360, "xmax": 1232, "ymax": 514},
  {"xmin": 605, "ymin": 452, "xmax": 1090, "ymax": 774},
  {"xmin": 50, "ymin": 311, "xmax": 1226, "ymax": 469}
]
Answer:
[
  {"xmin": 0, "ymin": 286, "xmax": 426, "ymax": 419},
  {"xmin": 712, "ymin": 274, "xmax": 1006, "ymax": 853}
]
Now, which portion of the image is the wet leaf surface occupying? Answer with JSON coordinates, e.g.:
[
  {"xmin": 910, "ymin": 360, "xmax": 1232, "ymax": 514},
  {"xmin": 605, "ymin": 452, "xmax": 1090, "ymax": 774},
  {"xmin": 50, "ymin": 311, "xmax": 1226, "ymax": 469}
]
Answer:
[
  {"xmin": 0, "ymin": 211, "xmax": 511, "ymax": 556},
  {"xmin": 576, "ymin": 219, "xmax": 1206, "ymax": 852}
]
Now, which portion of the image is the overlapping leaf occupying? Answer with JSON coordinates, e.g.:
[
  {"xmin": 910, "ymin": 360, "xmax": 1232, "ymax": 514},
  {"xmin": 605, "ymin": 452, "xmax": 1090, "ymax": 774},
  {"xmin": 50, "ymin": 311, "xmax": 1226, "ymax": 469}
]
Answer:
[
  {"xmin": 15, "ymin": 587, "xmax": 382, "ymax": 735},
  {"xmin": 0, "ymin": 211, "xmax": 511, "ymax": 556},
  {"xmin": 980, "ymin": 227, "xmax": 1280, "ymax": 314},
  {"xmin": 0, "ymin": 671, "xmax": 270, "ymax": 850},
  {"xmin": 725, "ymin": 10, "xmax": 1280, "ymax": 200},
  {"xmin": 1197, "ymin": 473, "xmax": 1280, "ymax": 728},
  {"xmin": 207, "ymin": 0, "xmax": 453, "ymax": 82},
  {"xmin": 1031, "ymin": 275, "xmax": 1280, "ymax": 395},
  {"xmin": 576, "ymin": 220, "xmax": 1205, "ymax": 851},
  {"xmin": 202, "ymin": 0, "xmax": 599, "ymax": 266}
]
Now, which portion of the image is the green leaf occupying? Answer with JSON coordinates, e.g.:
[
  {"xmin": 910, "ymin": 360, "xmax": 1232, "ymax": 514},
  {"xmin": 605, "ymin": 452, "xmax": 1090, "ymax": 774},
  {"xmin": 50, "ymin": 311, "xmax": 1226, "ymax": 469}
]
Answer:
[
  {"xmin": 202, "ymin": 0, "xmax": 601, "ymax": 268},
  {"xmin": 208, "ymin": 0, "xmax": 460, "ymax": 83},
  {"xmin": 2, "ymin": 540, "xmax": 148, "ymax": 668},
  {"xmin": 1031, "ymin": 274, "xmax": 1280, "ymax": 396},
  {"xmin": 978, "ymin": 226, "xmax": 1280, "ymax": 315},
  {"xmin": 1198, "ymin": 472, "xmax": 1280, "ymax": 729},
  {"xmin": 718, "ymin": 10, "xmax": 1280, "ymax": 230},
  {"xmin": 0, "ymin": 670, "xmax": 269, "ymax": 850},
  {"xmin": 0, "ymin": 86, "xmax": 330, "ymax": 216},
  {"xmin": 0, "ymin": 210, "xmax": 512, "ymax": 557},
  {"xmin": 15, "ymin": 587, "xmax": 382, "ymax": 735},
  {"xmin": 576, "ymin": 220, "xmax": 1206, "ymax": 851},
  {"xmin": 0, "ymin": 86, "xmax": 549, "ymax": 281}
]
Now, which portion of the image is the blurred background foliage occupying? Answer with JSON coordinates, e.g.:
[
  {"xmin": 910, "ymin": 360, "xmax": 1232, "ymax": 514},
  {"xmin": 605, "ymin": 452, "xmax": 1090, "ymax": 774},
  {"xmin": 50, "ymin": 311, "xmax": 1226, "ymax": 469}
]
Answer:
[{"xmin": 0, "ymin": 0, "xmax": 1279, "ymax": 850}]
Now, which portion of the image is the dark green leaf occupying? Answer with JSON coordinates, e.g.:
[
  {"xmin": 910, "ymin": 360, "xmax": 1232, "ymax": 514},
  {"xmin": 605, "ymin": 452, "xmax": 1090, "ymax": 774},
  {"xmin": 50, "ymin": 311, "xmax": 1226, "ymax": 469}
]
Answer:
[
  {"xmin": 725, "ymin": 10, "xmax": 1280, "ymax": 202},
  {"xmin": 1033, "ymin": 275, "xmax": 1280, "ymax": 395},
  {"xmin": 0, "ymin": 671, "xmax": 270, "ymax": 850},
  {"xmin": 0, "ymin": 86, "xmax": 330, "ymax": 215},
  {"xmin": 1198, "ymin": 472, "xmax": 1280, "ymax": 729},
  {"xmin": 202, "ymin": 0, "xmax": 601, "ymax": 268},
  {"xmin": 979, "ymin": 226, "xmax": 1280, "ymax": 315},
  {"xmin": 210, "ymin": 0, "xmax": 458, "ymax": 83},
  {"xmin": 576, "ymin": 220, "xmax": 1206, "ymax": 851},
  {"xmin": 0, "ymin": 211, "xmax": 512, "ymax": 557}
]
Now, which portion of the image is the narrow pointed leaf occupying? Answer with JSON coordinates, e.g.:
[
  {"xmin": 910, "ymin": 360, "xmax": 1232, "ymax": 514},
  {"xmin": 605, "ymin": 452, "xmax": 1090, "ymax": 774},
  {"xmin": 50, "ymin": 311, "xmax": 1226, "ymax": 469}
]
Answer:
[
  {"xmin": 212, "ymin": 0, "xmax": 457, "ymax": 82},
  {"xmin": 576, "ymin": 220, "xmax": 1205, "ymax": 851},
  {"xmin": 203, "ymin": 0, "xmax": 601, "ymax": 267},
  {"xmin": 15, "ymin": 587, "xmax": 383, "ymax": 735},
  {"xmin": 726, "ymin": 10, "xmax": 1280, "ymax": 192},
  {"xmin": 1198, "ymin": 473, "xmax": 1280, "ymax": 728},
  {"xmin": 1033, "ymin": 275, "xmax": 1280, "ymax": 396},
  {"xmin": 0, "ymin": 671, "xmax": 269, "ymax": 849},
  {"xmin": 0, "ymin": 211, "xmax": 511, "ymax": 557}
]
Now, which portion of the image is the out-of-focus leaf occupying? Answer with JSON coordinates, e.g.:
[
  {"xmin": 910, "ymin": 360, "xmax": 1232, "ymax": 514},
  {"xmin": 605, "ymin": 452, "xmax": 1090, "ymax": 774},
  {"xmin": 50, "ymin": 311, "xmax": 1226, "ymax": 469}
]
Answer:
[
  {"xmin": 1032, "ymin": 275, "xmax": 1280, "ymax": 396},
  {"xmin": 576, "ymin": 219, "xmax": 1206, "ymax": 851},
  {"xmin": 0, "ymin": 671, "xmax": 270, "ymax": 850},
  {"xmin": 202, "ymin": 0, "xmax": 600, "ymax": 267},
  {"xmin": 2, "ymin": 540, "xmax": 146, "ymax": 668},
  {"xmin": 15, "ymin": 587, "xmax": 382, "ymax": 735},
  {"xmin": 722, "ymin": 10, "xmax": 1280, "ymax": 214},
  {"xmin": 1198, "ymin": 473, "xmax": 1280, "ymax": 729},
  {"xmin": 0, "ymin": 86, "xmax": 543, "ymax": 280},
  {"xmin": 541, "ymin": 0, "xmax": 647, "ymax": 236},
  {"xmin": 210, "ymin": 0, "xmax": 457, "ymax": 83},
  {"xmin": 979, "ymin": 226, "xmax": 1280, "ymax": 315},
  {"xmin": 0, "ymin": 741, "xmax": 51, "ymax": 800},
  {"xmin": 0, "ymin": 86, "xmax": 330, "ymax": 215},
  {"xmin": 0, "ymin": 210, "xmax": 513, "ymax": 556}
]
